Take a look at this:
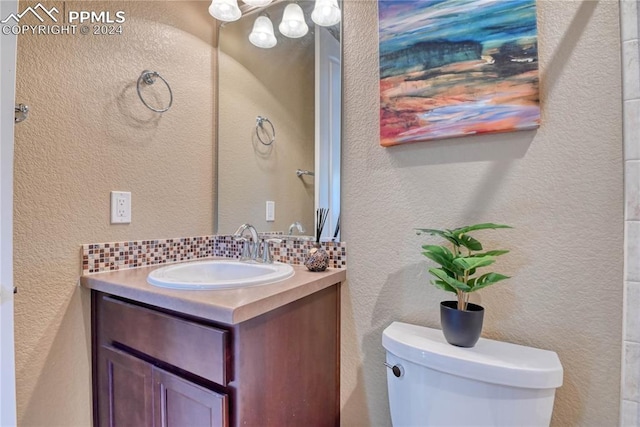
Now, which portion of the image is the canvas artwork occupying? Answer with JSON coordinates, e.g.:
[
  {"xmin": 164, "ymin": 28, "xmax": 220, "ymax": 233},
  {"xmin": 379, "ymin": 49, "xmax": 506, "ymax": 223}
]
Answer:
[{"xmin": 378, "ymin": 0, "xmax": 539, "ymax": 147}]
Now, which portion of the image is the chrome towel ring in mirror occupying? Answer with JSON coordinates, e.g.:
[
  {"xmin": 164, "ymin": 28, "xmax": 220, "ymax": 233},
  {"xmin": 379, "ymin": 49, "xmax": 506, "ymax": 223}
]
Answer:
[
  {"xmin": 256, "ymin": 116, "xmax": 275, "ymax": 145},
  {"xmin": 137, "ymin": 70, "xmax": 173, "ymax": 113}
]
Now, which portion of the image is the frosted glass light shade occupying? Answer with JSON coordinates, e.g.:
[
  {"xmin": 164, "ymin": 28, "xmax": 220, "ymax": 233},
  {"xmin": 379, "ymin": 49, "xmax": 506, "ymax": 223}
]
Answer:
[
  {"xmin": 311, "ymin": 0, "xmax": 341, "ymax": 27},
  {"xmin": 249, "ymin": 15, "xmax": 277, "ymax": 48},
  {"xmin": 243, "ymin": 0, "xmax": 273, "ymax": 6},
  {"xmin": 208, "ymin": 0, "xmax": 241, "ymax": 22},
  {"xmin": 279, "ymin": 3, "xmax": 308, "ymax": 38}
]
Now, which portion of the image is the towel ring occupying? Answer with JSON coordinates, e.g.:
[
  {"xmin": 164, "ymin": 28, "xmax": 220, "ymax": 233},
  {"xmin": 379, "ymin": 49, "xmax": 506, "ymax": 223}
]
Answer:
[
  {"xmin": 137, "ymin": 70, "xmax": 173, "ymax": 113},
  {"xmin": 14, "ymin": 103, "xmax": 29, "ymax": 123},
  {"xmin": 256, "ymin": 116, "xmax": 275, "ymax": 146}
]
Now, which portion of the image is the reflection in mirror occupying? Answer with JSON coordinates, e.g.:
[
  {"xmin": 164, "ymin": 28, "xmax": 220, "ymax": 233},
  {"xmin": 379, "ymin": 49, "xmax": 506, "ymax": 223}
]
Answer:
[{"xmin": 216, "ymin": 0, "xmax": 341, "ymax": 241}]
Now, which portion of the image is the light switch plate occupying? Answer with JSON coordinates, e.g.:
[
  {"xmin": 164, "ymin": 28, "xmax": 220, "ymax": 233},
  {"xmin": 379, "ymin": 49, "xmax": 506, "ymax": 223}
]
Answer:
[
  {"xmin": 111, "ymin": 191, "xmax": 131, "ymax": 224},
  {"xmin": 266, "ymin": 201, "xmax": 275, "ymax": 221}
]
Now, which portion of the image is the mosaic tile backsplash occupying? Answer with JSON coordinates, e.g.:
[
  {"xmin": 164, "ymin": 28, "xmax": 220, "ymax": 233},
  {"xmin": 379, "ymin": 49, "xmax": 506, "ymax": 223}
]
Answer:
[{"xmin": 82, "ymin": 235, "xmax": 346, "ymax": 274}]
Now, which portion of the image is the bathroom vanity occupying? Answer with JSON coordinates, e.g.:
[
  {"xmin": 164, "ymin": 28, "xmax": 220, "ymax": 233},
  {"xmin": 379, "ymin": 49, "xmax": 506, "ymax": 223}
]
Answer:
[{"xmin": 82, "ymin": 262, "xmax": 345, "ymax": 427}]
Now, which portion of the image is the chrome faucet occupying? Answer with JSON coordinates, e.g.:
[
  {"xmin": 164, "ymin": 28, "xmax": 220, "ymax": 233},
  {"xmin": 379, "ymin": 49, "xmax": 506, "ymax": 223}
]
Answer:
[
  {"xmin": 233, "ymin": 224, "xmax": 259, "ymax": 261},
  {"xmin": 288, "ymin": 221, "xmax": 305, "ymax": 235},
  {"xmin": 259, "ymin": 238, "xmax": 281, "ymax": 264}
]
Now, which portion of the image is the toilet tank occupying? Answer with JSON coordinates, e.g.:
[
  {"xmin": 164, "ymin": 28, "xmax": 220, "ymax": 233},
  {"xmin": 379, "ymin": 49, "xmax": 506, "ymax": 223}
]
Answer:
[{"xmin": 382, "ymin": 322, "xmax": 563, "ymax": 427}]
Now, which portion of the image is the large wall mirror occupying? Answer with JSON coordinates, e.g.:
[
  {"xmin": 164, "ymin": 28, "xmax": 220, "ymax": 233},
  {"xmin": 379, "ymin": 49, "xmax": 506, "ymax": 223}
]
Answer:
[{"xmin": 216, "ymin": 0, "xmax": 341, "ymax": 241}]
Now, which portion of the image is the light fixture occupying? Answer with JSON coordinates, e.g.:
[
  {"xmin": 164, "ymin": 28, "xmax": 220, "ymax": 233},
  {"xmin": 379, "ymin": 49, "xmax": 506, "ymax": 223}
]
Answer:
[
  {"xmin": 278, "ymin": 3, "xmax": 308, "ymax": 39},
  {"xmin": 209, "ymin": 0, "xmax": 242, "ymax": 22},
  {"xmin": 311, "ymin": 0, "xmax": 340, "ymax": 27},
  {"xmin": 249, "ymin": 15, "xmax": 277, "ymax": 48},
  {"xmin": 209, "ymin": 0, "xmax": 341, "ymax": 43},
  {"xmin": 243, "ymin": 0, "xmax": 273, "ymax": 6}
]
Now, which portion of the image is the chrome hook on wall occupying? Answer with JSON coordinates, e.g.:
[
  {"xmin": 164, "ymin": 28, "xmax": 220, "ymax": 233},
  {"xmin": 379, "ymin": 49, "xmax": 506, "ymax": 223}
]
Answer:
[
  {"xmin": 296, "ymin": 169, "xmax": 315, "ymax": 177},
  {"xmin": 14, "ymin": 103, "xmax": 29, "ymax": 123}
]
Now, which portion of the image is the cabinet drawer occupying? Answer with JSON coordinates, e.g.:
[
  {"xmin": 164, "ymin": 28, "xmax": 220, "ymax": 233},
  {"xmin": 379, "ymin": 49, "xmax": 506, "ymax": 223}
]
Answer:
[{"xmin": 98, "ymin": 295, "xmax": 230, "ymax": 385}]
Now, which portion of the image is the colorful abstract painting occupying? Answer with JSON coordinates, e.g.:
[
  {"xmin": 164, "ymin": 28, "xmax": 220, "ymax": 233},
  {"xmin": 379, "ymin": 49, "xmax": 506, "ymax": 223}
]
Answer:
[{"xmin": 378, "ymin": 0, "xmax": 539, "ymax": 146}]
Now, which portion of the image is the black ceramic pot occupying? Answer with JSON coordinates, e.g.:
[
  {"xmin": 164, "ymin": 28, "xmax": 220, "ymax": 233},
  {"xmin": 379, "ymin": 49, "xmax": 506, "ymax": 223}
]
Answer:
[{"xmin": 440, "ymin": 301, "xmax": 484, "ymax": 348}]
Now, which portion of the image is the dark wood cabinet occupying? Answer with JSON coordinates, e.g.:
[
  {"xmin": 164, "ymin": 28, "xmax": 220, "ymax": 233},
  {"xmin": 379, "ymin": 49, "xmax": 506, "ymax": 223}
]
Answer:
[
  {"xmin": 98, "ymin": 345, "xmax": 154, "ymax": 427},
  {"xmin": 92, "ymin": 284, "xmax": 340, "ymax": 427},
  {"xmin": 97, "ymin": 344, "xmax": 227, "ymax": 427},
  {"xmin": 154, "ymin": 367, "xmax": 228, "ymax": 427}
]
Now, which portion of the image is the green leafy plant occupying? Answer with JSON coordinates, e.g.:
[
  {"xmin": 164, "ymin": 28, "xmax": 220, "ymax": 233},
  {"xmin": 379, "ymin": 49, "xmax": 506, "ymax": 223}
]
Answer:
[{"xmin": 417, "ymin": 223, "xmax": 512, "ymax": 311}]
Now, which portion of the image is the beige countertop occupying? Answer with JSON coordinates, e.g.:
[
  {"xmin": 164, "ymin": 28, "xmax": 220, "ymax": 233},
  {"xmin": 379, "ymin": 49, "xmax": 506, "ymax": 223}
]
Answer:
[{"xmin": 80, "ymin": 259, "xmax": 346, "ymax": 325}]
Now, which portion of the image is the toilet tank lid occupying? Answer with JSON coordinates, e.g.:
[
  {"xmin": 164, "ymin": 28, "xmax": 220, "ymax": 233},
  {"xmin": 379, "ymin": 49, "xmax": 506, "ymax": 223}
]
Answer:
[{"xmin": 382, "ymin": 322, "xmax": 563, "ymax": 389}]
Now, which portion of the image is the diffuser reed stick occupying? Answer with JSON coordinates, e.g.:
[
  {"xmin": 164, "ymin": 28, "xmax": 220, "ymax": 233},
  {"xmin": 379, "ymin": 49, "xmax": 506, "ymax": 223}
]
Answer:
[{"xmin": 316, "ymin": 208, "xmax": 329, "ymax": 244}]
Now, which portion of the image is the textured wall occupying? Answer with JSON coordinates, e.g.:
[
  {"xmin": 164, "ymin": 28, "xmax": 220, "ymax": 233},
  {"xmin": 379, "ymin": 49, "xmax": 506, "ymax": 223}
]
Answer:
[
  {"xmin": 340, "ymin": 1, "xmax": 623, "ymax": 426},
  {"xmin": 13, "ymin": 2, "xmax": 216, "ymax": 425}
]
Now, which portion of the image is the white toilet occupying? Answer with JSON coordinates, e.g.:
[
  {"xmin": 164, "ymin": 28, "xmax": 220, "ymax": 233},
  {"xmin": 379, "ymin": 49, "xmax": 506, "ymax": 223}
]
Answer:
[{"xmin": 382, "ymin": 322, "xmax": 563, "ymax": 426}]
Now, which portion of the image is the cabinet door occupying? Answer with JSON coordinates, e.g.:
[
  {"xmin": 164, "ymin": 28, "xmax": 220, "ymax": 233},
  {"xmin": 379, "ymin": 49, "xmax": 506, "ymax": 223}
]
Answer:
[
  {"xmin": 153, "ymin": 367, "xmax": 228, "ymax": 427},
  {"xmin": 98, "ymin": 345, "xmax": 154, "ymax": 427}
]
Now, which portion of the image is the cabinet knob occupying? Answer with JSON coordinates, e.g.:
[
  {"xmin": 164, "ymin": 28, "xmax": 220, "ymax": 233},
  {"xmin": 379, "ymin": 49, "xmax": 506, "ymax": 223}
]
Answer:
[{"xmin": 384, "ymin": 362, "xmax": 403, "ymax": 378}]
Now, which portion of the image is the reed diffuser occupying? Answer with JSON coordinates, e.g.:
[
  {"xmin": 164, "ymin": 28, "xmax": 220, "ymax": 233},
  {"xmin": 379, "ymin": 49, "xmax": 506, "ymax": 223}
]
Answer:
[{"xmin": 304, "ymin": 208, "xmax": 330, "ymax": 271}]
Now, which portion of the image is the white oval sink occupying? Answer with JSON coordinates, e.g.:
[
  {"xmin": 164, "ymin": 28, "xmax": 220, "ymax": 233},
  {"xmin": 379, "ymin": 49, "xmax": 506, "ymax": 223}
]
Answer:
[{"xmin": 147, "ymin": 260, "xmax": 295, "ymax": 290}]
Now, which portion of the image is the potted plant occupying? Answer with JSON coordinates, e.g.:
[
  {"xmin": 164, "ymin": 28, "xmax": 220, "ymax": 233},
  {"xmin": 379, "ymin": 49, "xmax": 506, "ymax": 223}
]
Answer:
[{"xmin": 416, "ymin": 223, "xmax": 512, "ymax": 347}]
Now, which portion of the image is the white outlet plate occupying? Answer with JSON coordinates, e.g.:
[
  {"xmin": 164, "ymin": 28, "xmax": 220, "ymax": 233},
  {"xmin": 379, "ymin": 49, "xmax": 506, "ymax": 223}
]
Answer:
[
  {"xmin": 266, "ymin": 201, "xmax": 275, "ymax": 222},
  {"xmin": 111, "ymin": 191, "xmax": 131, "ymax": 224}
]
